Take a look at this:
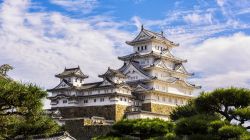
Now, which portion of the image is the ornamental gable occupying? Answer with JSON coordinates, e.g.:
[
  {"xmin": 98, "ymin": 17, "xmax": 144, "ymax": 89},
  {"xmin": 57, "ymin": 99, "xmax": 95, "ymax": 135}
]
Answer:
[
  {"xmin": 122, "ymin": 63, "xmax": 151, "ymax": 81},
  {"xmin": 99, "ymin": 79, "xmax": 112, "ymax": 86},
  {"xmin": 175, "ymin": 64, "xmax": 189, "ymax": 74},
  {"xmin": 133, "ymin": 30, "xmax": 152, "ymax": 42}
]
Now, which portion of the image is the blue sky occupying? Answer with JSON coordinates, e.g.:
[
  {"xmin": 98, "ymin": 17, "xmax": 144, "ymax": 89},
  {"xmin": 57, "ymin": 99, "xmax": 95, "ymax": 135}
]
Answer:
[{"xmin": 1, "ymin": 0, "xmax": 250, "ymax": 104}]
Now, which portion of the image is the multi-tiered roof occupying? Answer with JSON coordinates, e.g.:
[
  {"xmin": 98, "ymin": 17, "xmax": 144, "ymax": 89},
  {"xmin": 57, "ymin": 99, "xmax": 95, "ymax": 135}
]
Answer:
[
  {"xmin": 55, "ymin": 66, "xmax": 88, "ymax": 79},
  {"xmin": 126, "ymin": 25, "xmax": 179, "ymax": 47}
]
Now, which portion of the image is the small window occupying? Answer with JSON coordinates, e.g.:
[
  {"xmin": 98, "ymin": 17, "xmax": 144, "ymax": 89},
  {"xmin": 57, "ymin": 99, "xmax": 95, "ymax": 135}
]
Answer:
[
  {"xmin": 84, "ymin": 99, "xmax": 88, "ymax": 103},
  {"xmin": 137, "ymin": 47, "xmax": 140, "ymax": 51},
  {"xmin": 169, "ymin": 98, "xmax": 172, "ymax": 103},
  {"xmin": 175, "ymin": 99, "xmax": 178, "ymax": 104},
  {"xmin": 94, "ymin": 99, "xmax": 96, "ymax": 102},
  {"xmin": 120, "ymin": 98, "xmax": 122, "ymax": 101},
  {"xmin": 145, "ymin": 45, "xmax": 147, "ymax": 50},
  {"xmin": 141, "ymin": 46, "xmax": 143, "ymax": 50},
  {"xmin": 163, "ymin": 97, "xmax": 165, "ymax": 102},
  {"xmin": 88, "ymin": 91, "xmax": 92, "ymax": 95},
  {"xmin": 124, "ymin": 98, "xmax": 127, "ymax": 101},
  {"xmin": 75, "ymin": 78, "xmax": 77, "ymax": 82},
  {"xmin": 80, "ymin": 79, "xmax": 82, "ymax": 83},
  {"xmin": 100, "ymin": 98, "xmax": 105, "ymax": 102},
  {"xmin": 63, "ymin": 100, "xmax": 67, "ymax": 103}
]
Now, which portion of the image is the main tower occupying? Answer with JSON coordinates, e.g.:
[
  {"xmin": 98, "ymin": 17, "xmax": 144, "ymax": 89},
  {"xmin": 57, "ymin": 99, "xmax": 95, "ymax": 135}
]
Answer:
[{"xmin": 118, "ymin": 25, "xmax": 200, "ymax": 118}]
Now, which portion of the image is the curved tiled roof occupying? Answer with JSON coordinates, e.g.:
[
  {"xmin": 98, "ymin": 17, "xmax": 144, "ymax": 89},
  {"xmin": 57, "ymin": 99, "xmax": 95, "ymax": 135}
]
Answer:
[
  {"xmin": 55, "ymin": 66, "xmax": 88, "ymax": 79},
  {"xmin": 126, "ymin": 26, "xmax": 179, "ymax": 46}
]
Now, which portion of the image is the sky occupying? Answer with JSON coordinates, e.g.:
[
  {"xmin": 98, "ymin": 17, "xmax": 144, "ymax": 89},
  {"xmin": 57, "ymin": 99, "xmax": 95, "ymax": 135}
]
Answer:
[{"xmin": 0, "ymin": 0, "xmax": 250, "ymax": 108}]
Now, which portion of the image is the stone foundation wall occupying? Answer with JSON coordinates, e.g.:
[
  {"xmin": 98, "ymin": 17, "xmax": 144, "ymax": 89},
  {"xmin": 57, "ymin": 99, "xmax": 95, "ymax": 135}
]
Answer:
[
  {"xmin": 142, "ymin": 103, "xmax": 175, "ymax": 115},
  {"xmin": 58, "ymin": 105, "xmax": 116, "ymax": 120},
  {"xmin": 65, "ymin": 120, "xmax": 112, "ymax": 140},
  {"xmin": 115, "ymin": 104, "xmax": 128, "ymax": 121},
  {"xmin": 56, "ymin": 104, "xmax": 128, "ymax": 121}
]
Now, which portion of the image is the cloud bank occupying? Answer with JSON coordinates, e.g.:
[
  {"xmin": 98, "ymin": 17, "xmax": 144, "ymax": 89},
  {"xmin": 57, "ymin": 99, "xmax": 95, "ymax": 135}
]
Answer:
[{"xmin": 0, "ymin": 0, "xmax": 250, "ymax": 108}]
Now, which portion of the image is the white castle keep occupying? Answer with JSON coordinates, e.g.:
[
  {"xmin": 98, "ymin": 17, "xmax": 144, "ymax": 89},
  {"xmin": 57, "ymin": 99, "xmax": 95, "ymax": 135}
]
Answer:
[{"xmin": 48, "ymin": 26, "xmax": 200, "ymax": 122}]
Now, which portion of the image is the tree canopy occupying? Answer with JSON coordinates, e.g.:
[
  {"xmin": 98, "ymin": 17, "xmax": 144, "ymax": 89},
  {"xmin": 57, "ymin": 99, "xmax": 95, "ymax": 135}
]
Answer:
[
  {"xmin": 96, "ymin": 118, "xmax": 175, "ymax": 140},
  {"xmin": 170, "ymin": 87, "xmax": 250, "ymax": 139},
  {"xmin": 0, "ymin": 64, "xmax": 60, "ymax": 139}
]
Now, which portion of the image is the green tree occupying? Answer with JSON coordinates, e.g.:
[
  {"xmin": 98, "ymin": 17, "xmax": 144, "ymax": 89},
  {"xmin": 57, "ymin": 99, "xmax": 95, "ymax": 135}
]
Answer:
[
  {"xmin": 170, "ymin": 100, "xmax": 198, "ymax": 121},
  {"xmin": 111, "ymin": 118, "xmax": 175, "ymax": 139},
  {"xmin": 170, "ymin": 87, "xmax": 250, "ymax": 139},
  {"xmin": 0, "ymin": 64, "xmax": 60, "ymax": 139},
  {"xmin": 195, "ymin": 87, "xmax": 250, "ymax": 129}
]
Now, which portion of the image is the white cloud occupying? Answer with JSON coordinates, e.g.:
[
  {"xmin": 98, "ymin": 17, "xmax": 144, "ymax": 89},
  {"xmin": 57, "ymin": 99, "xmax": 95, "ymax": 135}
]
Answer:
[
  {"xmin": 183, "ymin": 12, "xmax": 213, "ymax": 25},
  {"xmin": 0, "ymin": 0, "xmax": 132, "ymax": 108},
  {"xmin": 50, "ymin": 0, "xmax": 98, "ymax": 14},
  {"xmin": 176, "ymin": 33, "xmax": 250, "ymax": 90},
  {"xmin": 1, "ymin": 0, "xmax": 250, "ymax": 109},
  {"xmin": 216, "ymin": 0, "xmax": 225, "ymax": 7}
]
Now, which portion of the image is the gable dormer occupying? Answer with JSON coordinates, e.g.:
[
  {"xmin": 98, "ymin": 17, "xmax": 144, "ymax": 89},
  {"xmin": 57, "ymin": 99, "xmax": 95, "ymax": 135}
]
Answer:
[
  {"xmin": 126, "ymin": 25, "xmax": 179, "ymax": 54},
  {"xmin": 99, "ymin": 67, "xmax": 126, "ymax": 84},
  {"xmin": 55, "ymin": 66, "xmax": 88, "ymax": 87}
]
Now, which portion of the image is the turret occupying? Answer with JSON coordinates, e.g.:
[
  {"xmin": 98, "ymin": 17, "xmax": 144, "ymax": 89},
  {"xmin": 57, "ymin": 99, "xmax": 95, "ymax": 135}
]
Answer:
[
  {"xmin": 55, "ymin": 66, "xmax": 88, "ymax": 87},
  {"xmin": 98, "ymin": 67, "xmax": 126, "ymax": 84},
  {"xmin": 125, "ymin": 25, "xmax": 179, "ymax": 54}
]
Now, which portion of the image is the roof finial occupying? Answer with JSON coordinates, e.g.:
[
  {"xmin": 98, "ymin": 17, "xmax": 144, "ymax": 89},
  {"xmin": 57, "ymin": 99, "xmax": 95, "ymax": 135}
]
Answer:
[
  {"xmin": 141, "ymin": 24, "xmax": 144, "ymax": 31},
  {"xmin": 161, "ymin": 30, "xmax": 163, "ymax": 36}
]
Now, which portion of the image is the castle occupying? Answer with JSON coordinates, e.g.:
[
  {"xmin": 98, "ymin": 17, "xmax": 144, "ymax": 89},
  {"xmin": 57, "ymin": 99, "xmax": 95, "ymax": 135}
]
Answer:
[{"xmin": 48, "ymin": 26, "xmax": 200, "ymax": 122}]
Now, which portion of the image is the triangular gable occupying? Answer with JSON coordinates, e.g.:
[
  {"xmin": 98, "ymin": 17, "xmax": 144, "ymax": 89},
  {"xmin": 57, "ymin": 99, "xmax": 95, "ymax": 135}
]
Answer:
[
  {"xmin": 161, "ymin": 49, "xmax": 174, "ymax": 57},
  {"xmin": 53, "ymin": 80, "xmax": 72, "ymax": 89},
  {"xmin": 99, "ymin": 79, "xmax": 113, "ymax": 86},
  {"xmin": 119, "ymin": 84, "xmax": 132, "ymax": 90},
  {"xmin": 121, "ymin": 62, "xmax": 151, "ymax": 81},
  {"xmin": 175, "ymin": 64, "xmax": 189, "ymax": 74},
  {"xmin": 134, "ymin": 84, "xmax": 149, "ymax": 92},
  {"xmin": 154, "ymin": 60, "xmax": 167, "ymax": 69},
  {"xmin": 133, "ymin": 30, "xmax": 152, "ymax": 42},
  {"xmin": 174, "ymin": 80, "xmax": 196, "ymax": 89}
]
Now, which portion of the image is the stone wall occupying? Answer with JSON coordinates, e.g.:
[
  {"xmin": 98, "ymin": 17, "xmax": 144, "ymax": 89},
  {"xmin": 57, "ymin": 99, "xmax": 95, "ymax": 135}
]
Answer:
[
  {"xmin": 58, "ymin": 105, "xmax": 116, "ymax": 120},
  {"xmin": 65, "ymin": 120, "xmax": 112, "ymax": 140},
  {"xmin": 142, "ymin": 103, "xmax": 175, "ymax": 115},
  {"xmin": 57, "ymin": 104, "xmax": 128, "ymax": 121},
  {"xmin": 115, "ymin": 104, "xmax": 128, "ymax": 121}
]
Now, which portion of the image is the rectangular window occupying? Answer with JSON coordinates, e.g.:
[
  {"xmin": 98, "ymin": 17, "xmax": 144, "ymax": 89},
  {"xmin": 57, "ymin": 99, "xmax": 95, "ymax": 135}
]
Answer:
[
  {"xmin": 84, "ymin": 99, "xmax": 88, "ymax": 103},
  {"xmin": 100, "ymin": 98, "xmax": 105, "ymax": 102},
  {"xmin": 145, "ymin": 45, "xmax": 147, "ymax": 50},
  {"xmin": 94, "ymin": 99, "xmax": 96, "ymax": 102},
  {"xmin": 169, "ymin": 98, "xmax": 172, "ymax": 103},
  {"xmin": 162, "ymin": 86, "xmax": 165, "ymax": 91},
  {"xmin": 63, "ymin": 100, "xmax": 67, "ymax": 103},
  {"xmin": 138, "ymin": 47, "xmax": 140, "ymax": 51},
  {"xmin": 88, "ymin": 91, "xmax": 92, "ymax": 95}
]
